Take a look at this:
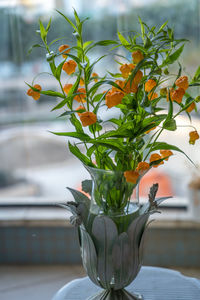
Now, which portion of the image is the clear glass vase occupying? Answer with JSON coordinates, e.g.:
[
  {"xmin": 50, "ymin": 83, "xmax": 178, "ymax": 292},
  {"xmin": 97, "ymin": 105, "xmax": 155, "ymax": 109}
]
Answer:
[{"xmin": 79, "ymin": 166, "xmax": 149, "ymax": 300}]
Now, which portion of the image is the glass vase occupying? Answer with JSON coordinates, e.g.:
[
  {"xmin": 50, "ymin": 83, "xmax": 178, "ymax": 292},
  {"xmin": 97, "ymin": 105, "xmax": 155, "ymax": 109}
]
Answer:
[{"xmin": 79, "ymin": 166, "xmax": 149, "ymax": 300}]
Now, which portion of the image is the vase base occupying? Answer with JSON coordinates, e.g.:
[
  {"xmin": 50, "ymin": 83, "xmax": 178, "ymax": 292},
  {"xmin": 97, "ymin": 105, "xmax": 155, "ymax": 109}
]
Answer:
[{"xmin": 87, "ymin": 288, "xmax": 143, "ymax": 300}]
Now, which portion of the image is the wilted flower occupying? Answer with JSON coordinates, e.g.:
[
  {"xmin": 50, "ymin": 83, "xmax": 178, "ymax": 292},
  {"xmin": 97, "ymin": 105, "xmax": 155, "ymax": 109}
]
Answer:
[{"xmin": 189, "ymin": 131, "xmax": 199, "ymax": 145}]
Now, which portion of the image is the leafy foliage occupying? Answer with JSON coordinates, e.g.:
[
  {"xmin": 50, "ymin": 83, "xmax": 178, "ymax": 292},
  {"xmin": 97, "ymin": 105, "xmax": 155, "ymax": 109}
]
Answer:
[{"xmin": 27, "ymin": 10, "xmax": 200, "ymax": 212}]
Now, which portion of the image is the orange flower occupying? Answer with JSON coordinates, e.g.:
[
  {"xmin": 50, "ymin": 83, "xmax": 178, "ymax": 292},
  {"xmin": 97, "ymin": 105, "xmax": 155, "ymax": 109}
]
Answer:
[
  {"xmin": 105, "ymin": 91, "xmax": 124, "ymax": 108},
  {"xmin": 186, "ymin": 102, "xmax": 195, "ymax": 113},
  {"xmin": 92, "ymin": 72, "xmax": 98, "ymax": 82},
  {"xmin": 76, "ymin": 105, "xmax": 86, "ymax": 116},
  {"xmin": 148, "ymin": 92, "xmax": 158, "ymax": 101},
  {"xmin": 74, "ymin": 88, "xmax": 86, "ymax": 103},
  {"xmin": 134, "ymin": 70, "xmax": 143, "ymax": 85},
  {"xmin": 171, "ymin": 87, "xmax": 185, "ymax": 103},
  {"xmin": 27, "ymin": 84, "xmax": 42, "ymax": 100},
  {"xmin": 149, "ymin": 153, "xmax": 164, "ymax": 168},
  {"xmin": 145, "ymin": 79, "xmax": 157, "ymax": 92},
  {"xmin": 62, "ymin": 60, "xmax": 77, "ymax": 75},
  {"xmin": 132, "ymin": 50, "xmax": 144, "ymax": 64},
  {"xmin": 124, "ymin": 170, "xmax": 139, "ymax": 184},
  {"xmin": 120, "ymin": 63, "xmax": 135, "ymax": 78},
  {"xmin": 58, "ymin": 44, "xmax": 70, "ymax": 58},
  {"xmin": 136, "ymin": 162, "xmax": 150, "ymax": 175},
  {"xmin": 63, "ymin": 83, "xmax": 73, "ymax": 94},
  {"xmin": 80, "ymin": 78, "xmax": 84, "ymax": 86},
  {"xmin": 175, "ymin": 76, "xmax": 189, "ymax": 91},
  {"xmin": 124, "ymin": 79, "xmax": 138, "ymax": 94},
  {"xmin": 189, "ymin": 131, "xmax": 199, "ymax": 145},
  {"xmin": 80, "ymin": 111, "xmax": 97, "ymax": 127},
  {"xmin": 160, "ymin": 150, "xmax": 173, "ymax": 161}
]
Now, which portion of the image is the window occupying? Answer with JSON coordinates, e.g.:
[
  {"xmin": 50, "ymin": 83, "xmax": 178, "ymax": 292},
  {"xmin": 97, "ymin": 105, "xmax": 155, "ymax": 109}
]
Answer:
[{"xmin": 0, "ymin": 0, "xmax": 199, "ymax": 209}]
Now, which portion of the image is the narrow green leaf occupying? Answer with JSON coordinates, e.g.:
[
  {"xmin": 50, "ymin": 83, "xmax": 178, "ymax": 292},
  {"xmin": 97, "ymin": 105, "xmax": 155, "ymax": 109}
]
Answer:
[
  {"xmin": 46, "ymin": 17, "xmax": 52, "ymax": 32},
  {"xmin": 192, "ymin": 66, "xmax": 200, "ymax": 81},
  {"xmin": 51, "ymin": 95, "xmax": 74, "ymax": 111},
  {"xmin": 148, "ymin": 142, "xmax": 195, "ymax": 165},
  {"xmin": 55, "ymin": 60, "xmax": 65, "ymax": 80},
  {"xmin": 27, "ymin": 44, "xmax": 44, "ymax": 55},
  {"xmin": 39, "ymin": 20, "xmax": 47, "ymax": 43},
  {"xmin": 26, "ymin": 83, "xmax": 64, "ymax": 98},
  {"xmin": 162, "ymin": 44, "xmax": 184, "ymax": 66},
  {"xmin": 68, "ymin": 142, "xmax": 95, "ymax": 167},
  {"xmin": 50, "ymin": 131, "xmax": 91, "ymax": 141},
  {"xmin": 157, "ymin": 21, "xmax": 168, "ymax": 34},
  {"xmin": 70, "ymin": 114, "xmax": 84, "ymax": 133},
  {"xmin": 88, "ymin": 139, "xmax": 125, "ymax": 153},
  {"xmin": 117, "ymin": 32, "xmax": 130, "ymax": 46},
  {"xmin": 138, "ymin": 17, "xmax": 145, "ymax": 41},
  {"xmin": 56, "ymin": 10, "xmax": 77, "ymax": 32}
]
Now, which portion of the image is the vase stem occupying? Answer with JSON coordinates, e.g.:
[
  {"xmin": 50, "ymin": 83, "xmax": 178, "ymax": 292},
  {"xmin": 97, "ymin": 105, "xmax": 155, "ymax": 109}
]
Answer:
[{"xmin": 87, "ymin": 288, "xmax": 143, "ymax": 300}]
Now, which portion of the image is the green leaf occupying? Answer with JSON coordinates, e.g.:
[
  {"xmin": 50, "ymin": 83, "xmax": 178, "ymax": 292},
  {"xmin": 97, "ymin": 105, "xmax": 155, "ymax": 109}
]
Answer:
[
  {"xmin": 87, "ymin": 145, "xmax": 96, "ymax": 157},
  {"xmin": 46, "ymin": 17, "xmax": 52, "ymax": 32},
  {"xmin": 88, "ymin": 79, "xmax": 123, "ymax": 96},
  {"xmin": 148, "ymin": 142, "xmax": 195, "ymax": 165},
  {"xmin": 55, "ymin": 60, "xmax": 65, "ymax": 80},
  {"xmin": 163, "ymin": 93, "xmax": 174, "ymax": 130},
  {"xmin": 51, "ymin": 95, "xmax": 75, "ymax": 111},
  {"xmin": 59, "ymin": 108, "xmax": 85, "ymax": 117},
  {"xmin": 117, "ymin": 32, "xmax": 130, "ymax": 46},
  {"xmin": 27, "ymin": 44, "xmax": 44, "ymax": 55},
  {"xmin": 138, "ymin": 17, "xmax": 145, "ymax": 41},
  {"xmin": 83, "ymin": 40, "xmax": 94, "ymax": 49},
  {"xmin": 50, "ymin": 131, "xmax": 91, "ymax": 141},
  {"xmin": 39, "ymin": 20, "xmax": 47, "ymax": 43},
  {"xmin": 163, "ymin": 119, "xmax": 177, "ymax": 131},
  {"xmin": 26, "ymin": 83, "xmax": 64, "ymax": 98},
  {"xmin": 56, "ymin": 10, "xmax": 77, "ymax": 32},
  {"xmin": 88, "ymin": 139, "xmax": 125, "ymax": 153},
  {"xmin": 157, "ymin": 21, "xmax": 168, "ymax": 34},
  {"xmin": 162, "ymin": 44, "xmax": 184, "ymax": 67},
  {"xmin": 68, "ymin": 142, "xmax": 95, "ymax": 167},
  {"xmin": 70, "ymin": 114, "xmax": 84, "ymax": 133},
  {"xmin": 192, "ymin": 66, "xmax": 200, "ymax": 81}
]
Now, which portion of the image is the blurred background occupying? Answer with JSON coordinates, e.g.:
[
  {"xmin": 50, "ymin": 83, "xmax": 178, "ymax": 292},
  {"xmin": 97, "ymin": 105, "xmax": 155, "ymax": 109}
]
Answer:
[{"xmin": 0, "ymin": 1, "xmax": 200, "ymax": 299}]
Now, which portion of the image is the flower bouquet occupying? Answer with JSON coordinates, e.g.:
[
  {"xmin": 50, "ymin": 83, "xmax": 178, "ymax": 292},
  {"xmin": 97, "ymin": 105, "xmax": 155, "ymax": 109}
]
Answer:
[{"xmin": 27, "ymin": 10, "xmax": 199, "ymax": 300}]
